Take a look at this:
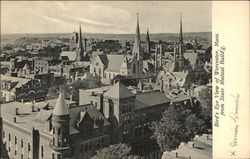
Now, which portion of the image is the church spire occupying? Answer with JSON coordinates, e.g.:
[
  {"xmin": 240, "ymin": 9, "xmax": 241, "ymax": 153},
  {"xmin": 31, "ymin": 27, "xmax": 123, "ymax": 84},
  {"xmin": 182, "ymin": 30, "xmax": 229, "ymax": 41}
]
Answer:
[
  {"xmin": 144, "ymin": 27, "xmax": 150, "ymax": 58},
  {"xmin": 132, "ymin": 13, "xmax": 143, "ymax": 60},
  {"xmin": 77, "ymin": 24, "xmax": 84, "ymax": 52},
  {"xmin": 179, "ymin": 13, "xmax": 183, "ymax": 44}
]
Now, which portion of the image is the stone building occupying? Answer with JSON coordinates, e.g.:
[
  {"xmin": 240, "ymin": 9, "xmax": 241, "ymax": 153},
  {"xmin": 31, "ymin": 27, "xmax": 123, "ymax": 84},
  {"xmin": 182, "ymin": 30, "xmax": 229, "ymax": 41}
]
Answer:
[
  {"xmin": 1, "ymin": 82, "xmax": 170, "ymax": 159},
  {"xmin": 90, "ymin": 14, "xmax": 144, "ymax": 81},
  {"xmin": 0, "ymin": 75, "xmax": 48, "ymax": 102}
]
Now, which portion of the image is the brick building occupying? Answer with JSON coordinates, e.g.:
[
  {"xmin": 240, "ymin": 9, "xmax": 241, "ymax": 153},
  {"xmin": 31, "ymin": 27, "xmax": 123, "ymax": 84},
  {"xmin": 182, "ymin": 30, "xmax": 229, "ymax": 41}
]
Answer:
[{"xmin": 1, "ymin": 82, "xmax": 170, "ymax": 159}]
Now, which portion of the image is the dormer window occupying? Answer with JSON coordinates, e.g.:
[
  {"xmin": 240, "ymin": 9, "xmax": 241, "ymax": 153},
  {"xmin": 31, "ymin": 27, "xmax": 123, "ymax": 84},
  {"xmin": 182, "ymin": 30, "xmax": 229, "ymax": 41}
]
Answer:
[{"xmin": 96, "ymin": 62, "xmax": 99, "ymax": 66}]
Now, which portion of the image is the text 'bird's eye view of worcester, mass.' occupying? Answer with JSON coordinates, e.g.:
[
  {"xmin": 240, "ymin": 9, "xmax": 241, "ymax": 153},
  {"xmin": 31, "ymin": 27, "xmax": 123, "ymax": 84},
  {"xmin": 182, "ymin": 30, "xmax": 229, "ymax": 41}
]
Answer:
[{"xmin": 0, "ymin": 1, "xmax": 212, "ymax": 159}]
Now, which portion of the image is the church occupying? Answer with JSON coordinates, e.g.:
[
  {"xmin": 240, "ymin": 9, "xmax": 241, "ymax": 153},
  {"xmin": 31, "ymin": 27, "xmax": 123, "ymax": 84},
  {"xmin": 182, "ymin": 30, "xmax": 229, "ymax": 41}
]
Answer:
[{"xmin": 90, "ymin": 14, "xmax": 144, "ymax": 80}]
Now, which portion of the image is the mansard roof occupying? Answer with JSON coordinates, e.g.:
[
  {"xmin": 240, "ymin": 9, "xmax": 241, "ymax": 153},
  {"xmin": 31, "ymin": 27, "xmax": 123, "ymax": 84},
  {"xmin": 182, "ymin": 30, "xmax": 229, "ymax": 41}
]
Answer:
[{"xmin": 104, "ymin": 81, "xmax": 135, "ymax": 99}]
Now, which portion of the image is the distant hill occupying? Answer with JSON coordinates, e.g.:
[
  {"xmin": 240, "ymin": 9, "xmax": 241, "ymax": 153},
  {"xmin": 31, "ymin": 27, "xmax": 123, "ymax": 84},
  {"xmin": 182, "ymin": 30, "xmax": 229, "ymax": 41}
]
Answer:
[{"xmin": 1, "ymin": 32, "xmax": 211, "ymax": 44}]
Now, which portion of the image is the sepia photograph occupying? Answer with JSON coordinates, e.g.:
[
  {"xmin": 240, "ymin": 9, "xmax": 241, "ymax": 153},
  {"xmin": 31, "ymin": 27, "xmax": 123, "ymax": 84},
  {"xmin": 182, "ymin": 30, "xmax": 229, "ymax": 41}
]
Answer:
[{"xmin": 0, "ymin": 1, "xmax": 213, "ymax": 159}]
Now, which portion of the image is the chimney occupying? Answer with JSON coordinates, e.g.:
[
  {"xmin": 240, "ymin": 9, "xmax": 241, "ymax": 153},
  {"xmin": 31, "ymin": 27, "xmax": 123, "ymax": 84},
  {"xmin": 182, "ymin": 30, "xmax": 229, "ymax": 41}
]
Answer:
[
  {"xmin": 32, "ymin": 105, "xmax": 35, "ymax": 112},
  {"xmin": 21, "ymin": 99, "xmax": 24, "ymax": 103},
  {"xmin": 149, "ymin": 78, "xmax": 152, "ymax": 83},
  {"xmin": 160, "ymin": 79, "xmax": 164, "ymax": 92},
  {"xmin": 14, "ymin": 117, "xmax": 16, "ymax": 123},
  {"xmin": 31, "ymin": 100, "xmax": 35, "ymax": 112},
  {"xmin": 69, "ymin": 95, "xmax": 73, "ymax": 101},
  {"xmin": 188, "ymin": 141, "xmax": 194, "ymax": 148},
  {"xmin": 15, "ymin": 108, "xmax": 19, "ymax": 115},
  {"xmin": 138, "ymin": 81, "xmax": 143, "ymax": 90}
]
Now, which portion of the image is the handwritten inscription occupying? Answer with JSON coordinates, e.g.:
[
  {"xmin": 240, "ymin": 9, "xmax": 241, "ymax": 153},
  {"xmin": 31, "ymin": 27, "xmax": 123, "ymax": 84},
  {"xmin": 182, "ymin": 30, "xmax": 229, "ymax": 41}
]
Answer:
[{"xmin": 213, "ymin": 33, "xmax": 240, "ymax": 158}]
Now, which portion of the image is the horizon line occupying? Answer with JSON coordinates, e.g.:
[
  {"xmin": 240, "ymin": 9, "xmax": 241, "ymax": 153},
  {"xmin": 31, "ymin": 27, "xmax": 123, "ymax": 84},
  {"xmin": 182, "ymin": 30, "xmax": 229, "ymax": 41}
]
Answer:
[{"xmin": 1, "ymin": 31, "xmax": 212, "ymax": 36}]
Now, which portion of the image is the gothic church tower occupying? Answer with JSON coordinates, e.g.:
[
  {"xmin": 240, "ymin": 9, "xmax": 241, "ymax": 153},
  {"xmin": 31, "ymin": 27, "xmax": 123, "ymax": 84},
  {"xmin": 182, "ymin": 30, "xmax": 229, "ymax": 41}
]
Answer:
[{"xmin": 132, "ymin": 13, "xmax": 144, "ymax": 77}]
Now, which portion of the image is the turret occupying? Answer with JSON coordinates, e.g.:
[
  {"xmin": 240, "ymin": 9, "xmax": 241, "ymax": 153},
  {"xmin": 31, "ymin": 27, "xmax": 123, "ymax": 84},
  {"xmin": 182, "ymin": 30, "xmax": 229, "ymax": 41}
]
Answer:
[{"xmin": 51, "ymin": 92, "xmax": 70, "ymax": 159}]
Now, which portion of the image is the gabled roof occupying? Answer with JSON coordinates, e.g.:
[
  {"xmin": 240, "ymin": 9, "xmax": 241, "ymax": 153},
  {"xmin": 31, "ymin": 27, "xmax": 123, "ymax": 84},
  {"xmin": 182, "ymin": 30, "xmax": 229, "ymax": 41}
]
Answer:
[
  {"xmin": 184, "ymin": 53, "xmax": 198, "ymax": 66},
  {"xmin": 79, "ymin": 106, "xmax": 110, "ymax": 128},
  {"xmin": 98, "ymin": 54, "xmax": 109, "ymax": 67},
  {"xmin": 105, "ymin": 54, "xmax": 124, "ymax": 72},
  {"xmin": 0, "ymin": 75, "xmax": 31, "ymax": 91},
  {"xmin": 53, "ymin": 92, "xmax": 69, "ymax": 116},
  {"xmin": 104, "ymin": 82, "xmax": 135, "ymax": 99},
  {"xmin": 60, "ymin": 51, "xmax": 77, "ymax": 61}
]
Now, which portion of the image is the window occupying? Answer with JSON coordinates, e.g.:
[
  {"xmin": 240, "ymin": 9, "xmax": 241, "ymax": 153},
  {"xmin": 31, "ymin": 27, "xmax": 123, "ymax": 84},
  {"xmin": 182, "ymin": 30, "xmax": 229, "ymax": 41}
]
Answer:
[
  {"xmin": 58, "ymin": 128, "xmax": 61, "ymax": 135},
  {"xmin": 15, "ymin": 136, "xmax": 17, "ymax": 144},
  {"xmin": 3, "ymin": 130, "xmax": 5, "ymax": 138},
  {"xmin": 99, "ymin": 68, "xmax": 101, "ymax": 75},
  {"xmin": 52, "ymin": 153, "xmax": 54, "ymax": 159},
  {"xmin": 41, "ymin": 145, "xmax": 44, "ymax": 158},
  {"xmin": 80, "ymin": 144, "xmax": 83, "ymax": 153},
  {"xmin": 28, "ymin": 142, "xmax": 31, "ymax": 151},
  {"xmin": 21, "ymin": 154, "xmax": 23, "ymax": 159},
  {"xmin": 53, "ymin": 127, "xmax": 55, "ymax": 134},
  {"xmin": 21, "ymin": 139, "xmax": 23, "ymax": 148},
  {"xmin": 85, "ymin": 143, "xmax": 88, "ymax": 152},
  {"xmin": 9, "ymin": 133, "xmax": 11, "ymax": 141}
]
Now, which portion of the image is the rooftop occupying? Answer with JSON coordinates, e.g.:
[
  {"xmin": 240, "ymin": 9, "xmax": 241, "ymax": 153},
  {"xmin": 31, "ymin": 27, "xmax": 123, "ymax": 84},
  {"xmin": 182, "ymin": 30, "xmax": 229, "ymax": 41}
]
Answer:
[
  {"xmin": 135, "ymin": 90, "xmax": 170, "ymax": 110},
  {"xmin": 162, "ymin": 134, "xmax": 212, "ymax": 159},
  {"xmin": 104, "ymin": 82, "xmax": 135, "ymax": 99}
]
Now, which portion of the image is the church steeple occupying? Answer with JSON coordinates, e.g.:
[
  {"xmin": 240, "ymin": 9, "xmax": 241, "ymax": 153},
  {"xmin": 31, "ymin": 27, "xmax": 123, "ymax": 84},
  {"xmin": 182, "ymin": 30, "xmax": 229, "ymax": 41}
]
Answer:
[
  {"xmin": 77, "ymin": 25, "xmax": 84, "ymax": 53},
  {"xmin": 132, "ymin": 13, "xmax": 143, "ymax": 61},
  {"xmin": 144, "ymin": 28, "xmax": 150, "ymax": 59},
  {"xmin": 75, "ymin": 24, "xmax": 85, "ymax": 61},
  {"xmin": 179, "ymin": 13, "xmax": 183, "ymax": 44}
]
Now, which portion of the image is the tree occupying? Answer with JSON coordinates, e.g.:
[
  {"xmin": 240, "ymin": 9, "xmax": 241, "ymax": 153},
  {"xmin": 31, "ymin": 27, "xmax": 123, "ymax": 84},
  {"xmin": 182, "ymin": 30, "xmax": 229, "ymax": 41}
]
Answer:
[
  {"xmin": 91, "ymin": 144, "xmax": 142, "ymax": 159},
  {"xmin": 151, "ymin": 104, "xmax": 207, "ymax": 152},
  {"xmin": 196, "ymin": 87, "xmax": 212, "ymax": 130}
]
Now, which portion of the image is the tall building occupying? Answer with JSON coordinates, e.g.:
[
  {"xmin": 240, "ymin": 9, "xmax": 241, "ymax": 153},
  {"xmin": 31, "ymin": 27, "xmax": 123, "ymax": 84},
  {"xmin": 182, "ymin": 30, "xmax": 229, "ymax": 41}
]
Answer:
[
  {"xmin": 174, "ymin": 13, "xmax": 185, "ymax": 72},
  {"xmin": 155, "ymin": 42, "xmax": 163, "ymax": 71}
]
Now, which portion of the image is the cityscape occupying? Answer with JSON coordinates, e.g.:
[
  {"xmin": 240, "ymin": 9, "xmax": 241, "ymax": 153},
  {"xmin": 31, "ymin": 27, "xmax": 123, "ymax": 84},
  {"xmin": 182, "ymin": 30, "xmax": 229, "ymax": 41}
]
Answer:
[{"xmin": 1, "ymin": 2, "xmax": 212, "ymax": 159}]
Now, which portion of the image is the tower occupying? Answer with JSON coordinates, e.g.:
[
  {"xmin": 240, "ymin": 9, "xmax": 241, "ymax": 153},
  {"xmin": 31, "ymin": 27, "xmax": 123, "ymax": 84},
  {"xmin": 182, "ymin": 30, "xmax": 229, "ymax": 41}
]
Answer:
[
  {"xmin": 132, "ymin": 13, "xmax": 144, "ymax": 77},
  {"xmin": 103, "ymin": 82, "xmax": 136, "ymax": 144},
  {"xmin": 51, "ymin": 92, "xmax": 70, "ymax": 159},
  {"xmin": 174, "ymin": 13, "xmax": 185, "ymax": 71},
  {"xmin": 155, "ymin": 42, "xmax": 163, "ymax": 71},
  {"xmin": 144, "ymin": 28, "xmax": 150, "ymax": 59},
  {"xmin": 76, "ymin": 25, "xmax": 84, "ymax": 61}
]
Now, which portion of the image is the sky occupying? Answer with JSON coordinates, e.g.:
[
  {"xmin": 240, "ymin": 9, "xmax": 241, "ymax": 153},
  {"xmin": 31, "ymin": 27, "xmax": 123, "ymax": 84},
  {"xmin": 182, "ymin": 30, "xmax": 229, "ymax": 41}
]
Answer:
[{"xmin": 1, "ymin": 1, "xmax": 211, "ymax": 34}]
